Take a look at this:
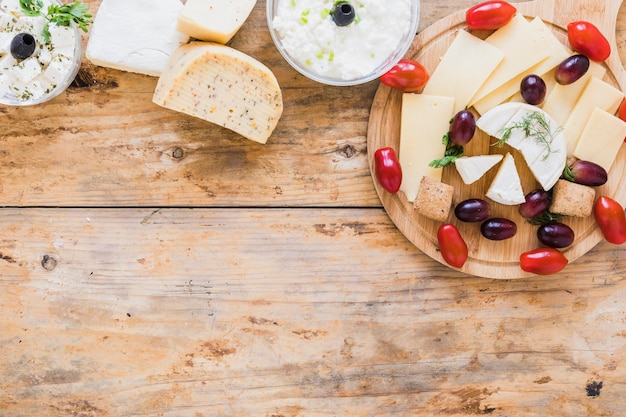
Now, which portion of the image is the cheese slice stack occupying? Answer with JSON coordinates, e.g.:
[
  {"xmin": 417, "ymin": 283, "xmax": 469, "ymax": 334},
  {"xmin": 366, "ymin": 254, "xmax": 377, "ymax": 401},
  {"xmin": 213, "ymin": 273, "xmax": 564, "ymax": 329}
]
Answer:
[
  {"xmin": 153, "ymin": 42, "xmax": 283, "ymax": 144},
  {"xmin": 177, "ymin": 0, "xmax": 257, "ymax": 44},
  {"xmin": 477, "ymin": 103, "xmax": 566, "ymax": 191},
  {"xmin": 86, "ymin": 0, "xmax": 190, "ymax": 77},
  {"xmin": 486, "ymin": 153, "xmax": 525, "ymax": 205}
]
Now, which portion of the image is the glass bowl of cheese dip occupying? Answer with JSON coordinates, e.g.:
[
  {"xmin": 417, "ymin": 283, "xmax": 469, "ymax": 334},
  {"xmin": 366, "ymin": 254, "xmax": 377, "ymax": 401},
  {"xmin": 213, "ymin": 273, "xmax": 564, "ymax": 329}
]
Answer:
[
  {"xmin": 0, "ymin": 0, "xmax": 83, "ymax": 106},
  {"xmin": 267, "ymin": 0, "xmax": 420, "ymax": 86}
]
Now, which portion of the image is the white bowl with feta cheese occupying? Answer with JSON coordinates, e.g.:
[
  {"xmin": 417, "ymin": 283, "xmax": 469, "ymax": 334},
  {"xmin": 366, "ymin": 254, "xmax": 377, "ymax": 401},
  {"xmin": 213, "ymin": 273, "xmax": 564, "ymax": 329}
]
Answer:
[
  {"xmin": 267, "ymin": 0, "xmax": 420, "ymax": 86},
  {"xmin": 0, "ymin": 0, "xmax": 82, "ymax": 106}
]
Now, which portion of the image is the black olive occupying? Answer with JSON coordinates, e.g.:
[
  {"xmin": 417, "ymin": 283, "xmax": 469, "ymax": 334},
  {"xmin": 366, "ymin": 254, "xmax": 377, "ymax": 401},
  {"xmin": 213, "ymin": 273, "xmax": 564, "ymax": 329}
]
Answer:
[
  {"xmin": 332, "ymin": 2, "xmax": 355, "ymax": 26},
  {"xmin": 10, "ymin": 33, "xmax": 36, "ymax": 60}
]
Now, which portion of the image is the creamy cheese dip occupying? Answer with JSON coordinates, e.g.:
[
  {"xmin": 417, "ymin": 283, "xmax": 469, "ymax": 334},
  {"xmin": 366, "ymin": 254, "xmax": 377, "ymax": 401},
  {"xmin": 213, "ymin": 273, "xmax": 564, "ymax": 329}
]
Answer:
[
  {"xmin": 0, "ymin": 0, "xmax": 78, "ymax": 103},
  {"xmin": 272, "ymin": 0, "xmax": 413, "ymax": 81}
]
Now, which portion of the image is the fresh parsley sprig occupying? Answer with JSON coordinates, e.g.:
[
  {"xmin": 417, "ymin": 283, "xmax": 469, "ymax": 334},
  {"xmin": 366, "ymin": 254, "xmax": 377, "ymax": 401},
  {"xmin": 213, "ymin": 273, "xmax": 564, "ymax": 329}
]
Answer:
[
  {"xmin": 429, "ymin": 131, "xmax": 464, "ymax": 168},
  {"xmin": 20, "ymin": 0, "xmax": 92, "ymax": 43}
]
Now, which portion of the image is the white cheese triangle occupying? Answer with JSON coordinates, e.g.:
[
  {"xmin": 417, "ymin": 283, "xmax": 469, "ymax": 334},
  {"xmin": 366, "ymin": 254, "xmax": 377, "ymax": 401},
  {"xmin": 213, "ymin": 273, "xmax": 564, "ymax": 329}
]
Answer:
[
  {"xmin": 454, "ymin": 155, "xmax": 503, "ymax": 184},
  {"xmin": 486, "ymin": 153, "xmax": 526, "ymax": 205},
  {"xmin": 153, "ymin": 42, "xmax": 283, "ymax": 144}
]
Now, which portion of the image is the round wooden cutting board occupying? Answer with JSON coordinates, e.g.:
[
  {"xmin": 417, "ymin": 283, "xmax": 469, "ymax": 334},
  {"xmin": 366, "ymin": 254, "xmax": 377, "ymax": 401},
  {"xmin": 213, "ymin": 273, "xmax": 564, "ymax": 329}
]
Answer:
[{"xmin": 367, "ymin": 0, "xmax": 626, "ymax": 279}]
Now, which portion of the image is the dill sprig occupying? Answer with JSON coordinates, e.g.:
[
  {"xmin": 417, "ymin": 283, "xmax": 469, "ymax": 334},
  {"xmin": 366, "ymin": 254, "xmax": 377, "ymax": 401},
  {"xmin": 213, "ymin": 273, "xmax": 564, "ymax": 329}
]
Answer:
[
  {"xmin": 496, "ymin": 111, "xmax": 562, "ymax": 161},
  {"xmin": 20, "ymin": 0, "xmax": 92, "ymax": 43},
  {"xmin": 527, "ymin": 210, "xmax": 563, "ymax": 226}
]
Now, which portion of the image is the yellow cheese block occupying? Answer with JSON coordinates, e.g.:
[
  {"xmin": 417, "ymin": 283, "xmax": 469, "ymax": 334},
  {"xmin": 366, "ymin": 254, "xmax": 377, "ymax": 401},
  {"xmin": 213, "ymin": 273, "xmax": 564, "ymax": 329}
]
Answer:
[
  {"xmin": 563, "ymin": 76, "xmax": 624, "ymax": 154},
  {"xmin": 153, "ymin": 42, "xmax": 283, "ymax": 144},
  {"xmin": 574, "ymin": 107, "xmax": 626, "ymax": 171},
  {"xmin": 422, "ymin": 30, "xmax": 503, "ymax": 114},
  {"xmin": 399, "ymin": 94, "xmax": 455, "ymax": 202},
  {"xmin": 177, "ymin": 0, "xmax": 257, "ymax": 44},
  {"xmin": 541, "ymin": 60, "xmax": 606, "ymax": 126},
  {"xmin": 472, "ymin": 17, "xmax": 570, "ymax": 115},
  {"xmin": 469, "ymin": 14, "xmax": 550, "ymax": 106}
]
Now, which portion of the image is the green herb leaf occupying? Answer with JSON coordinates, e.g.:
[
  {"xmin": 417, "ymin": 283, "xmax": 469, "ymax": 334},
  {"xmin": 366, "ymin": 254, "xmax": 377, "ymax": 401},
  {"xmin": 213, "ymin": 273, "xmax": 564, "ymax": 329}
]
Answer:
[
  {"xmin": 494, "ymin": 110, "xmax": 562, "ymax": 160},
  {"xmin": 20, "ymin": 0, "xmax": 92, "ymax": 43},
  {"xmin": 562, "ymin": 164, "xmax": 575, "ymax": 182},
  {"xmin": 528, "ymin": 210, "xmax": 563, "ymax": 226},
  {"xmin": 429, "ymin": 144, "xmax": 464, "ymax": 168}
]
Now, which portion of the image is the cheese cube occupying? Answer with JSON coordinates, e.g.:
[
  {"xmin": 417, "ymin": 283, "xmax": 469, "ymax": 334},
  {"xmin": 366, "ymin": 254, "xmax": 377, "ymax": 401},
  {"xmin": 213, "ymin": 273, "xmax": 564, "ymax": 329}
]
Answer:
[
  {"xmin": 153, "ymin": 42, "xmax": 283, "ymax": 144},
  {"xmin": 469, "ymin": 14, "xmax": 550, "ymax": 106},
  {"xmin": 423, "ymin": 29, "xmax": 503, "ymax": 114},
  {"xmin": 563, "ymin": 76, "xmax": 624, "ymax": 153},
  {"xmin": 177, "ymin": 0, "xmax": 257, "ymax": 44},
  {"xmin": 398, "ymin": 94, "xmax": 455, "ymax": 202},
  {"xmin": 86, "ymin": 0, "xmax": 190, "ymax": 77},
  {"xmin": 486, "ymin": 153, "xmax": 525, "ymax": 205},
  {"xmin": 574, "ymin": 108, "xmax": 626, "ymax": 172}
]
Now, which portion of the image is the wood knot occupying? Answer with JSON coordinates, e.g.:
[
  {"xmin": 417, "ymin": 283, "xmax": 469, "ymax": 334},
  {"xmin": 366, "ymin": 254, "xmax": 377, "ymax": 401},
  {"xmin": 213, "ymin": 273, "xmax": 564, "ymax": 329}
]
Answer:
[
  {"xmin": 41, "ymin": 255, "xmax": 57, "ymax": 271},
  {"xmin": 337, "ymin": 144, "xmax": 358, "ymax": 159},
  {"xmin": 172, "ymin": 147, "xmax": 185, "ymax": 159}
]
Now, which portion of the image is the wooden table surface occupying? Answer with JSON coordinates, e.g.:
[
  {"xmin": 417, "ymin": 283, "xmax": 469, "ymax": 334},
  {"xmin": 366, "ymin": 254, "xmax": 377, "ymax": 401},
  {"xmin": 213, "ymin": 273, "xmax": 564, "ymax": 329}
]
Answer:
[{"xmin": 2, "ymin": 1, "xmax": 626, "ymax": 415}]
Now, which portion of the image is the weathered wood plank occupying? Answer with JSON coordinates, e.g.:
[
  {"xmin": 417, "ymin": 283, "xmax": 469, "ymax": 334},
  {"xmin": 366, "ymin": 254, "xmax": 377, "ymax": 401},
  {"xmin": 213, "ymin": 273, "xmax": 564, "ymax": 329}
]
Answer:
[{"xmin": 1, "ymin": 208, "xmax": 625, "ymax": 416}]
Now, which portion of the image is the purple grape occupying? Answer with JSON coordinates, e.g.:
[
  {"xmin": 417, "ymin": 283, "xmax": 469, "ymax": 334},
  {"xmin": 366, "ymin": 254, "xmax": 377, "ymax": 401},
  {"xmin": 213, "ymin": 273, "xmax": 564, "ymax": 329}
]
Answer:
[
  {"xmin": 566, "ymin": 159, "xmax": 608, "ymax": 186},
  {"xmin": 449, "ymin": 110, "xmax": 476, "ymax": 145},
  {"xmin": 481, "ymin": 218, "xmax": 517, "ymax": 241},
  {"xmin": 454, "ymin": 198, "xmax": 491, "ymax": 223},
  {"xmin": 519, "ymin": 189, "xmax": 552, "ymax": 219},
  {"xmin": 537, "ymin": 222, "xmax": 575, "ymax": 248},
  {"xmin": 555, "ymin": 54, "xmax": 590, "ymax": 85},
  {"xmin": 520, "ymin": 74, "xmax": 547, "ymax": 105}
]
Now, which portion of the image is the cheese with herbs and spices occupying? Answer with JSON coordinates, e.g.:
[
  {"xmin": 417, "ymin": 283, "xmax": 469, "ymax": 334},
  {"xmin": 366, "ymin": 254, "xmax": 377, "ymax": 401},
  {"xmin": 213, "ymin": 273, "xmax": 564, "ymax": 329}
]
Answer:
[
  {"xmin": 271, "ymin": 0, "xmax": 412, "ymax": 81},
  {"xmin": 0, "ymin": 0, "xmax": 78, "ymax": 102},
  {"xmin": 152, "ymin": 42, "xmax": 283, "ymax": 144}
]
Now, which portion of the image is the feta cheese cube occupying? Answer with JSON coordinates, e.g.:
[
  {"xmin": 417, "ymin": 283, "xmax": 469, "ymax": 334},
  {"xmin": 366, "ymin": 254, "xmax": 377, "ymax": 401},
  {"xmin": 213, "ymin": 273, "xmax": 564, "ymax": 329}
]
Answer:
[{"xmin": 13, "ymin": 56, "xmax": 41, "ymax": 83}]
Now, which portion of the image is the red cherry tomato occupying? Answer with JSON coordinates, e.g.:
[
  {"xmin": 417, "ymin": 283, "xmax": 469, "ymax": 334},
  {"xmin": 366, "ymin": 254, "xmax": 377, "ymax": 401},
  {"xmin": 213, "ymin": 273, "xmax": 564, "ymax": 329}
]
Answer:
[
  {"xmin": 437, "ymin": 224, "xmax": 469, "ymax": 268},
  {"xmin": 617, "ymin": 99, "xmax": 626, "ymax": 142},
  {"xmin": 594, "ymin": 196, "xmax": 626, "ymax": 244},
  {"xmin": 380, "ymin": 59, "xmax": 429, "ymax": 92},
  {"xmin": 373, "ymin": 147, "xmax": 402, "ymax": 194},
  {"xmin": 466, "ymin": 1, "xmax": 517, "ymax": 31},
  {"xmin": 520, "ymin": 248, "xmax": 569, "ymax": 275},
  {"xmin": 567, "ymin": 21, "xmax": 611, "ymax": 62}
]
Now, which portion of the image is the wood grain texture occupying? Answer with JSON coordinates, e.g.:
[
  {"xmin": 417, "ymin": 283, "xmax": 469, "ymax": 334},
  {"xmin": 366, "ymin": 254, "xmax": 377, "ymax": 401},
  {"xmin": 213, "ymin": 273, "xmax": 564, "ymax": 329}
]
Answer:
[
  {"xmin": 0, "ymin": 1, "xmax": 626, "ymax": 416},
  {"xmin": 1, "ymin": 208, "xmax": 626, "ymax": 417},
  {"xmin": 368, "ymin": 0, "xmax": 626, "ymax": 278}
]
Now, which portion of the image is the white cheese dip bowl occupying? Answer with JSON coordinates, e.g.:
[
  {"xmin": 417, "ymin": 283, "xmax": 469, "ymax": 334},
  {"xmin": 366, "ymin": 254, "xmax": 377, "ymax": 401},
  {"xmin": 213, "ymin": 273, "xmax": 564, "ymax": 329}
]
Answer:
[
  {"xmin": 0, "ymin": 0, "xmax": 82, "ymax": 106},
  {"xmin": 267, "ymin": 0, "xmax": 420, "ymax": 86}
]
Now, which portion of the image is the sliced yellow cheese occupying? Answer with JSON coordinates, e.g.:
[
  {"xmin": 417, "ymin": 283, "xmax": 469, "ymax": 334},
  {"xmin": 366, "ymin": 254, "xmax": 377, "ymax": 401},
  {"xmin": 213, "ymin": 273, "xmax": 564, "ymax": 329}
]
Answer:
[
  {"xmin": 472, "ymin": 17, "xmax": 571, "ymax": 115},
  {"xmin": 153, "ymin": 42, "xmax": 283, "ymax": 144},
  {"xmin": 486, "ymin": 153, "xmax": 525, "ymax": 205},
  {"xmin": 454, "ymin": 154, "xmax": 503, "ymax": 184},
  {"xmin": 399, "ymin": 94, "xmax": 455, "ymax": 202},
  {"xmin": 422, "ymin": 30, "xmax": 504, "ymax": 114},
  {"xmin": 563, "ymin": 76, "xmax": 624, "ymax": 154},
  {"xmin": 469, "ymin": 14, "xmax": 550, "ymax": 106},
  {"xmin": 574, "ymin": 107, "xmax": 626, "ymax": 171},
  {"xmin": 542, "ymin": 60, "xmax": 606, "ymax": 126},
  {"xmin": 177, "ymin": 0, "xmax": 257, "ymax": 44}
]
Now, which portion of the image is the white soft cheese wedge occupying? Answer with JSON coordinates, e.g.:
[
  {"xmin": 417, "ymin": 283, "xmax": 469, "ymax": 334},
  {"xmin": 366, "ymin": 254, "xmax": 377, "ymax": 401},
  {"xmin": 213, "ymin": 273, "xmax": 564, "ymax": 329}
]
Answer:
[
  {"xmin": 177, "ymin": 0, "xmax": 257, "ymax": 44},
  {"xmin": 478, "ymin": 103, "xmax": 567, "ymax": 191},
  {"xmin": 563, "ymin": 76, "xmax": 624, "ymax": 154},
  {"xmin": 574, "ymin": 107, "xmax": 626, "ymax": 171},
  {"xmin": 454, "ymin": 154, "xmax": 503, "ymax": 184},
  {"xmin": 422, "ymin": 30, "xmax": 504, "ymax": 113},
  {"xmin": 86, "ymin": 0, "xmax": 189, "ymax": 76},
  {"xmin": 153, "ymin": 42, "xmax": 283, "ymax": 144},
  {"xmin": 469, "ymin": 14, "xmax": 550, "ymax": 106},
  {"xmin": 472, "ymin": 17, "xmax": 571, "ymax": 115},
  {"xmin": 399, "ymin": 94, "xmax": 455, "ymax": 202},
  {"xmin": 486, "ymin": 153, "xmax": 525, "ymax": 205}
]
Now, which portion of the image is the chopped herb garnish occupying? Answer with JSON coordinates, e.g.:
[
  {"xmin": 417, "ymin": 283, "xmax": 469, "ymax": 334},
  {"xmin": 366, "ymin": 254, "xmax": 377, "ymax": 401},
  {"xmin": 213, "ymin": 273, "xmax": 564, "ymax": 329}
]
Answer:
[{"xmin": 528, "ymin": 210, "xmax": 563, "ymax": 226}]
